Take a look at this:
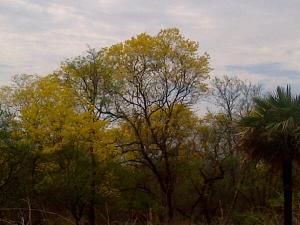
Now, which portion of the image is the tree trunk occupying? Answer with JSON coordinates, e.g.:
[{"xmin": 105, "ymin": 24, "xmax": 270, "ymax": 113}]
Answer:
[
  {"xmin": 75, "ymin": 218, "xmax": 80, "ymax": 225},
  {"xmin": 283, "ymin": 158, "xmax": 292, "ymax": 225},
  {"xmin": 166, "ymin": 189, "xmax": 174, "ymax": 223},
  {"xmin": 88, "ymin": 148, "xmax": 96, "ymax": 225}
]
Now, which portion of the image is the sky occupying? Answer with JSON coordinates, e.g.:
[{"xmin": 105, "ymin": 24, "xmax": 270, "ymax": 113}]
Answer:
[{"xmin": 1, "ymin": 0, "xmax": 300, "ymax": 91}]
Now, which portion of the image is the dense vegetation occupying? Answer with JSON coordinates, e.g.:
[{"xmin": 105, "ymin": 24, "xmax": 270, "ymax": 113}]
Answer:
[{"xmin": 0, "ymin": 28, "xmax": 299, "ymax": 225}]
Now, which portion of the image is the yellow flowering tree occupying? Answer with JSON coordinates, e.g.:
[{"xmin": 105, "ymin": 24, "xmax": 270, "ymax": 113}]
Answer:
[{"xmin": 10, "ymin": 75, "xmax": 114, "ymax": 225}]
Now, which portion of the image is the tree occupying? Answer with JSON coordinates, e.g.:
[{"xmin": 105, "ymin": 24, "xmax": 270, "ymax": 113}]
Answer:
[
  {"xmin": 210, "ymin": 75, "xmax": 262, "ymax": 120},
  {"xmin": 104, "ymin": 28, "xmax": 210, "ymax": 223},
  {"xmin": 0, "ymin": 104, "xmax": 28, "ymax": 197},
  {"xmin": 209, "ymin": 75, "xmax": 262, "ymax": 155},
  {"xmin": 38, "ymin": 146, "xmax": 92, "ymax": 225},
  {"xmin": 114, "ymin": 104, "xmax": 203, "ymax": 222},
  {"xmin": 7, "ymin": 75, "xmax": 112, "ymax": 224},
  {"xmin": 61, "ymin": 48, "xmax": 112, "ymax": 225},
  {"xmin": 239, "ymin": 85, "xmax": 300, "ymax": 225}
]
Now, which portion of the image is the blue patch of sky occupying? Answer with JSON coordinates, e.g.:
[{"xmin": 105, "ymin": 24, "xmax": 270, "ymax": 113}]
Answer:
[{"xmin": 226, "ymin": 63, "xmax": 300, "ymax": 79}]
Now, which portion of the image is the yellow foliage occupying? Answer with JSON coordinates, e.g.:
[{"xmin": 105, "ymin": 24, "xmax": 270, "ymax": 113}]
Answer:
[
  {"xmin": 115, "ymin": 104, "xmax": 201, "ymax": 161},
  {"xmin": 11, "ymin": 75, "xmax": 113, "ymax": 158},
  {"xmin": 104, "ymin": 28, "xmax": 210, "ymax": 92}
]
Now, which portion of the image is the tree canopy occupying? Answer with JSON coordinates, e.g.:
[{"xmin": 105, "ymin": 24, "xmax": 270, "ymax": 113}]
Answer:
[{"xmin": 0, "ymin": 28, "xmax": 298, "ymax": 225}]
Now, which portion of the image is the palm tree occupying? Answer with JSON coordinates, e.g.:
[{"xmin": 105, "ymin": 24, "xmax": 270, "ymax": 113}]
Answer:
[{"xmin": 239, "ymin": 85, "xmax": 300, "ymax": 225}]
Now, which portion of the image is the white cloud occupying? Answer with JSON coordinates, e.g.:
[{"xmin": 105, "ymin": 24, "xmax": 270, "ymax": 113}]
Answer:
[{"xmin": 0, "ymin": 0, "xmax": 300, "ymax": 91}]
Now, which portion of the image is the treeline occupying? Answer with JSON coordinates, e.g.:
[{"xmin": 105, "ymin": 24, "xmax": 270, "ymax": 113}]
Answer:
[{"xmin": 0, "ymin": 28, "xmax": 299, "ymax": 225}]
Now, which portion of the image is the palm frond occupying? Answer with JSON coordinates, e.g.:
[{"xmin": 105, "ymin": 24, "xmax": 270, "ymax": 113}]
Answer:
[{"xmin": 239, "ymin": 85, "xmax": 300, "ymax": 163}]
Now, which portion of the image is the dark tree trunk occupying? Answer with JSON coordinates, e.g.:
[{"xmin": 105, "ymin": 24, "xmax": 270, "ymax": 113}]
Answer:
[
  {"xmin": 283, "ymin": 158, "xmax": 293, "ymax": 225},
  {"xmin": 88, "ymin": 148, "xmax": 96, "ymax": 225},
  {"xmin": 166, "ymin": 189, "xmax": 174, "ymax": 223}
]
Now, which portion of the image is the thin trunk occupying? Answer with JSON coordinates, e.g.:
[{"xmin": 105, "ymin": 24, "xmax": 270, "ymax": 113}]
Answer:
[
  {"xmin": 166, "ymin": 189, "xmax": 174, "ymax": 223},
  {"xmin": 283, "ymin": 158, "xmax": 292, "ymax": 225},
  {"xmin": 165, "ymin": 167, "xmax": 174, "ymax": 223},
  {"xmin": 71, "ymin": 204, "xmax": 83, "ymax": 225},
  {"xmin": 89, "ymin": 147, "xmax": 96, "ymax": 225}
]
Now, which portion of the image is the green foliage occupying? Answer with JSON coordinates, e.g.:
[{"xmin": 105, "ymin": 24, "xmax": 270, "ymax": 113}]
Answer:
[{"xmin": 233, "ymin": 212, "xmax": 264, "ymax": 225}]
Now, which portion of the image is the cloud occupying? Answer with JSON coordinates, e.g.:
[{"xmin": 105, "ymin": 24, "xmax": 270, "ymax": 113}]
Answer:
[
  {"xmin": 226, "ymin": 63, "xmax": 300, "ymax": 79},
  {"xmin": 0, "ymin": 0, "xmax": 300, "ymax": 88}
]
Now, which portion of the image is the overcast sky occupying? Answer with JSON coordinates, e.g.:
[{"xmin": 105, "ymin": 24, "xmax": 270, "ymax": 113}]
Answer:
[{"xmin": 1, "ymin": 0, "xmax": 300, "ymax": 90}]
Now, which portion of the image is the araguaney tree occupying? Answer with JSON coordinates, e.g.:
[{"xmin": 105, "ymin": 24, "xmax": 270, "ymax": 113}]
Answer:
[
  {"xmin": 60, "ymin": 48, "xmax": 112, "ymax": 225},
  {"xmin": 7, "ymin": 75, "xmax": 113, "ymax": 225},
  {"xmin": 103, "ymin": 28, "xmax": 210, "ymax": 223}
]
